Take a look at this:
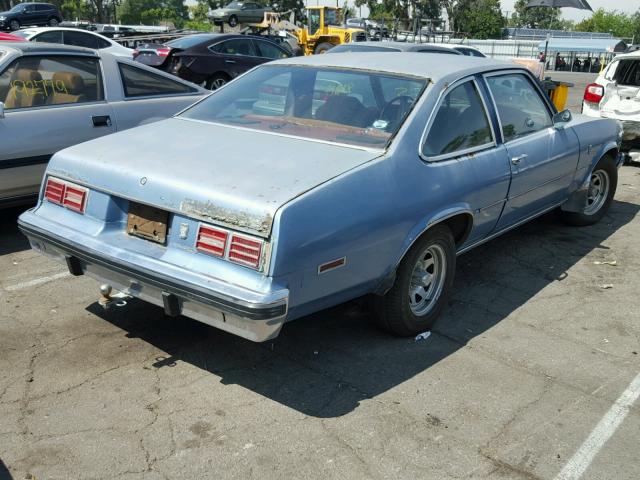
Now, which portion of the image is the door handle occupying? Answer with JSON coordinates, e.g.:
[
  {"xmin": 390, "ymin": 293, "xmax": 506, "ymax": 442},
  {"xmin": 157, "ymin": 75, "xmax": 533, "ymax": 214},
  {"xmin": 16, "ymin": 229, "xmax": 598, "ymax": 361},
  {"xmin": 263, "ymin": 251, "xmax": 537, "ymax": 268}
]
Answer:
[
  {"xmin": 92, "ymin": 115, "xmax": 111, "ymax": 127},
  {"xmin": 225, "ymin": 59, "xmax": 236, "ymax": 64},
  {"xmin": 511, "ymin": 154, "xmax": 528, "ymax": 165}
]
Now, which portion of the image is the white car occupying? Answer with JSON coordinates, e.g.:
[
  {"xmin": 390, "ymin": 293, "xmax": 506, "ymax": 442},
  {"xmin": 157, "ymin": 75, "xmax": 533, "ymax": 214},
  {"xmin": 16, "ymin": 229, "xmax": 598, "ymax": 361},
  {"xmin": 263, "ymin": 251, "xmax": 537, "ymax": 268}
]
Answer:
[
  {"xmin": 12, "ymin": 27, "xmax": 134, "ymax": 58},
  {"xmin": 582, "ymin": 50, "xmax": 640, "ymax": 155}
]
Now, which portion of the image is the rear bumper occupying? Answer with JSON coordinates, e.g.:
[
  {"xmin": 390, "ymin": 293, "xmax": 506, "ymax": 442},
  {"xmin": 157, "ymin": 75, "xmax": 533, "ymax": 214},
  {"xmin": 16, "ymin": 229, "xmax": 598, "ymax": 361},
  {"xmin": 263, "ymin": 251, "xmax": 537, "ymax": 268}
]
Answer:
[{"xmin": 18, "ymin": 211, "xmax": 288, "ymax": 342}]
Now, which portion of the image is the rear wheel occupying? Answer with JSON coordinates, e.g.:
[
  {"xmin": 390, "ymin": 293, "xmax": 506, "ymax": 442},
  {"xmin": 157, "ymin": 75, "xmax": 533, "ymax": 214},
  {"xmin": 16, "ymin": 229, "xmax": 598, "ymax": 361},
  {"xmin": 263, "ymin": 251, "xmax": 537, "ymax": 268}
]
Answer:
[
  {"xmin": 228, "ymin": 15, "xmax": 238, "ymax": 27},
  {"xmin": 206, "ymin": 73, "xmax": 230, "ymax": 90},
  {"xmin": 314, "ymin": 42, "xmax": 334, "ymax": 54},
  {"xmin": 560, "ymin": 155, "xmax": 617, "ymax": 226},
  {"xmin": 48, "ymin": 17, "xmax": 59, "ymax": 26},
  {"xmin": 374, "ymin": 225, "xmax": 456, "ymax": 336},
  {"xmin": 9, "ymin": 19, "xmax": 20, "ymax": 30}
]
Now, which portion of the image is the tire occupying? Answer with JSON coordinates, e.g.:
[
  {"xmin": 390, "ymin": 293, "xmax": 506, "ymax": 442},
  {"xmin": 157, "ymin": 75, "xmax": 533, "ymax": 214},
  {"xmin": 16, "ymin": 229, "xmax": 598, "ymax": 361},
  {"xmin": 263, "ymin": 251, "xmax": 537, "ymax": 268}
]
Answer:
[
  {"xmin": 206, "ymin": 73, "xmax": 230, "ymax": 90},
  {"xmin": 314, "ymin": 42, "xmax": 334, "ymax": 54},
  {"xmin": 560, "ymin": 155, "xmax": 617, "ymax": 226},
  {"xmin": 374, "ymin": 225, "xmax": 456, "ymax": 337},
  {"xmin": 48, "ymin": 17, "xmax": 59, "ymax": 26},
  {"xmin": 228, "ymin": 15, "xmax": 238, "ymax": 27},
  {"xmin": 9, "ymin": 19, "xmax": 20, "ymax": 31}
]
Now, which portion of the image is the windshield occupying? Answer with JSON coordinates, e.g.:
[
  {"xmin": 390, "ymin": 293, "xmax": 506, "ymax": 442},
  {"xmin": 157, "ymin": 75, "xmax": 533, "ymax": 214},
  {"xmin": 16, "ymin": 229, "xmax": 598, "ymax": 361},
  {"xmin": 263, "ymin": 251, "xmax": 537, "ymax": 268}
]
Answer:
[
  {"xmin": 180, "ymin": 65, "xmax": 427, "ymax": 149},
  {"xmin": 9, "ymin": 4, "xmax": 24, "ymax": 11},
  {"xmin": 225, "ymin": 1, "xmax": 243, "ymax": 8},
  {"xmin": 166, "ymin": 34, "xmax": 216, "ymax": 49}
]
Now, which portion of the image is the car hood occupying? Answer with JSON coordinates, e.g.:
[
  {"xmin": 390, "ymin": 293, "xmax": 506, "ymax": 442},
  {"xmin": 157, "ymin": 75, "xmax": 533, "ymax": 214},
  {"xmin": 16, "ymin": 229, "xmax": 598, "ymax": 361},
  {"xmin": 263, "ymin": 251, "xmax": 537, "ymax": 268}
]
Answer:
[
  {"xmin": 0, "ymin": 11, "xmax": 13, "ymax": 16},
  {"xmin": 47, "ymin": 117, "xmax": 382, "ymax": 238}
]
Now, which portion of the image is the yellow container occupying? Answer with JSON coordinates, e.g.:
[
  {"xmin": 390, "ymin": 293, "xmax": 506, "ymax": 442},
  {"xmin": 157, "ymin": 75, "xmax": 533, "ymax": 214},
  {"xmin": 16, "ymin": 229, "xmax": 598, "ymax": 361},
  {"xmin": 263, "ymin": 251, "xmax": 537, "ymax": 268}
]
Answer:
[{"xmin": 549, "ymin": 83, "xmax": 570, "ymax": 111}]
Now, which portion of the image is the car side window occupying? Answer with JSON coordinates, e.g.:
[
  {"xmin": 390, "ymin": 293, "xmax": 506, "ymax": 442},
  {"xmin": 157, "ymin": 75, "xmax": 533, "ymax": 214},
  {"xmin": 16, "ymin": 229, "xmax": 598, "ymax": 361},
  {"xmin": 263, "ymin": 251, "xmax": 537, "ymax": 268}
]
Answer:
[
  {"xmin": 255, "ymin": 40, "xmax": 288, "ymax": 59},
  {"xmin": 32, "ymin": 30, "xmax": 63, "ymax": 43},
  {"xmin": 119, "ymin": 63, "xmax": 196, "ymax": 97},
  {"xmin": 422, "ymin": 80, "xmax": 494, "ymax": 158},
  {"xmin": 0, "ymin": 55, "xmax": 104, "ymax": 110},
  {"xmin": 603, "ymin": 61, "xmax": 619, "ymax": 81},
  {"xmin": 64, "ymin": 31, "xmax": 99, "ymax": 49},
  {"xmin": 35, "ymin": 4, "xmax": 50, "ymax": 10},
  {"xmin": 96, "ymin": 37, "xmax": 111, "ymax": 49},
  {"xmin": 211, "ymin": 39, "xmax": 257, "ymax": 56},
  {"xmin": 486, "ymin": 73, "xmax": 552, "ymax": 142}
]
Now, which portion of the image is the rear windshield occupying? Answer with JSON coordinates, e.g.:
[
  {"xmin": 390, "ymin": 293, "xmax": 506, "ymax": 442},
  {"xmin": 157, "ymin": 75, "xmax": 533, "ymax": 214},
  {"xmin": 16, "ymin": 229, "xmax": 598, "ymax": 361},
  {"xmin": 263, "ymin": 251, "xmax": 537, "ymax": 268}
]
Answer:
[
  {"xmin": 331, "ymin": 45, "xmax": 401, "ymax": 53},
  {"xmin": 180, "ymin": 65, "xmax": 427, "ymax": 149},
  {"xmin": 613, "ymin": 59, "xmax": 640, "ymax": 87},
  {"xmin": 166, "ymin": 35, "xmax": 216, "ymax": 49}
]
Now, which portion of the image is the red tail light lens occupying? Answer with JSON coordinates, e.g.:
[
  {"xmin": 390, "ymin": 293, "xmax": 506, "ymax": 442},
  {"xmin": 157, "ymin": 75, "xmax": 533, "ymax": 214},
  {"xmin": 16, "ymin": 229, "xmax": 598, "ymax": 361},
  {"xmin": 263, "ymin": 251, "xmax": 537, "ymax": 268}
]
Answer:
[
  {"xmin": 44, "ymin": 177, "xmax": 65, "ymax": 204},
  {"xmin": 44, "ymin": 177, "xmax": 88, "ymax": 214},
  {"xmin": 132, "ymin": 49, "xmax": 140, "ymax": 58},
  {"xmin": 157, "ymin": 47, "xmax": 171, "ymax": 57},
  {"xmin": 584, "ymin": 83, "xmax": 604, "ymax": 103},
  {"xmin": 196, "ymin": 225, "xmax": 228, "ymax": 257},
  {"xmin": 63, "ymin": 184, "xmax": 88, "ymax": 212},
  {"xmin": 228, "ymin": 234, "xmax": 263, "ymax": 270}
]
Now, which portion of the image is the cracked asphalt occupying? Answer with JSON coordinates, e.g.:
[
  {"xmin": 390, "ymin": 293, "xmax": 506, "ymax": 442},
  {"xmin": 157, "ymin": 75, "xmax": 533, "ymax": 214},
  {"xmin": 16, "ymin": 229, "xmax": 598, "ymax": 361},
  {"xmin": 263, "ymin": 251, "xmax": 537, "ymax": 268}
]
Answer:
[{"xmin": 1, "ymin": 165, "xmax": 640, "ymax": 480}]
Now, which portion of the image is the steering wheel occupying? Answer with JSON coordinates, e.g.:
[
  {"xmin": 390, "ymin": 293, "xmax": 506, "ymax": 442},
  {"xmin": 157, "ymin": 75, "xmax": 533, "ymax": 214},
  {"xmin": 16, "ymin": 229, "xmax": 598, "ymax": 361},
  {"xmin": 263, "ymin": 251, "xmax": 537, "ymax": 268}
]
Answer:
[{"xmin": 379, "ymin": 95, "xmax": 414, "ymax": 129}]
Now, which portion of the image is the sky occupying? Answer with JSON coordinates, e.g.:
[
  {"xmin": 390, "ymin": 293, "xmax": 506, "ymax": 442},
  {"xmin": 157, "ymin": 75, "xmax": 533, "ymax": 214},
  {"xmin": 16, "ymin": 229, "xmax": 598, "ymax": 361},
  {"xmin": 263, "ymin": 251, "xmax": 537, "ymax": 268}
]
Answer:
[{"xmin": 500, "ymin": 0, "xmax": 640, "ymax": 22}]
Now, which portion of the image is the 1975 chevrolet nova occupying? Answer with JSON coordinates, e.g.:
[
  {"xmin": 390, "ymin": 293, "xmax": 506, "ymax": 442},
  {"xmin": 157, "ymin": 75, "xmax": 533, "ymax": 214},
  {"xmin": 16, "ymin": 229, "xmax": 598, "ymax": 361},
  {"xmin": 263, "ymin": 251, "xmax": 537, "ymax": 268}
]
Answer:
[{"xmin": 19, "ymin": 53, "xmax": 624, "ymax": 341}]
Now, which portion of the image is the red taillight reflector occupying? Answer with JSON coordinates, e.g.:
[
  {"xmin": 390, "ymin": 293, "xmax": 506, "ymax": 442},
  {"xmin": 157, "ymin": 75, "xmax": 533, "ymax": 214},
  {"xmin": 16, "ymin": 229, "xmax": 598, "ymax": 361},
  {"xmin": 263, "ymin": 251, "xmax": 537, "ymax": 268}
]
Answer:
[
  {"xmin": 63, "ymin": 185, "xmax": 87, "ymax": 213},
  {"xmin": 196, "ymin": 225, "xmax": 228, "ymax": 257},
  {"xmin": 157, "ymin": 47, "xmax": 170, "ymax": 57},
  {"xmin": 584, "ymin": 83, "xmax": 604, "ymax": 103},
  {"xmin": 132, "ymin": 49, "xmax": 140, "ymax": 58},
  {"xmin": 44, "ymin": 178, "xmax": 65, "ymax": 204},
  {"xmin": 228, "ymin": 234, "xmax": 263, "ymax": 269}
]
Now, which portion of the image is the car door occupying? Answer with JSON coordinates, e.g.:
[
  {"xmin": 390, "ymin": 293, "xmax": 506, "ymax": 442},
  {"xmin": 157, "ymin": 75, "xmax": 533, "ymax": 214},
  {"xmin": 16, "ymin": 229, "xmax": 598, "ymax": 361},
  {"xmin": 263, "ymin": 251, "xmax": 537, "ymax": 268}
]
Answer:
[
  {"xmin": 110, "ymin": 61, "xmax": 202, "ymax": 130},
  {"xmin": 35, "ymin": 4, "xmax": 51, "ymax": 24},
  {"xmin": 484, "ymin": 71, "xmax": 580, "ymax": 230},
  {"xmin": 19, "ymin": 4, "xmax": 38, "ymax": 25},
  {"xmin": 209, "ymin": 38, "xmax": 261, "ymax": 78},
  {"xmin": 253, "ymin": 39, "xmax": 291, "ymax": 61},
  {"xmin": 420, "ymin": 78, "xmax": 511, "ymax": 245},
  {"xmin": 0, "ymin": 54, "xmax": 114, "ymax": 201}
]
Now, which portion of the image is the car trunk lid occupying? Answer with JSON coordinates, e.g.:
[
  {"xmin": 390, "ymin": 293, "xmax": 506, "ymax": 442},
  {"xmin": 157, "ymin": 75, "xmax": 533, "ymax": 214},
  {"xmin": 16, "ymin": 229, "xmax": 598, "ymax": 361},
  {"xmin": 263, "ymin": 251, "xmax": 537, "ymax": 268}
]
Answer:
[{"xmin": 46, "ymin": 117, "xmax": 382, "ymax": 238}]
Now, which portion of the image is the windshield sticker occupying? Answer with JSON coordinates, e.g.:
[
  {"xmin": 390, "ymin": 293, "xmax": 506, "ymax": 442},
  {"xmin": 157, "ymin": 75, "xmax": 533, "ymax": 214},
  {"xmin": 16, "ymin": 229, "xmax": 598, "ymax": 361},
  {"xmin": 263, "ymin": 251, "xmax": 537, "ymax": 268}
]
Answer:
[{"xmin": 10, "ymin": 79, "xmax": 69, "ymax": 98}]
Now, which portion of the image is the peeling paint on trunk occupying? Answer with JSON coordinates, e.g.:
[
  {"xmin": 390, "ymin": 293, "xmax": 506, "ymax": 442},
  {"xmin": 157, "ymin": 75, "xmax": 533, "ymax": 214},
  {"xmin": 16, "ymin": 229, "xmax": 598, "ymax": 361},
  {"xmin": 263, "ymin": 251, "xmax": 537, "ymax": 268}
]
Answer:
[{"xmin": 181, "ymin": 199, "xmax": 273, "ymax": 236}]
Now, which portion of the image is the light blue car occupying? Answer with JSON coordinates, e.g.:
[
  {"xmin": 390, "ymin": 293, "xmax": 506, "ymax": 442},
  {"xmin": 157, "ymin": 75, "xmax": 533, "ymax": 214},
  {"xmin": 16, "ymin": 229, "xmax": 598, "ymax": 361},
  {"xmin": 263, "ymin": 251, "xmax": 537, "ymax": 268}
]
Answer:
[{"xmin": 18, "ymin": 53, "xmax": 624, "ymax": 342}]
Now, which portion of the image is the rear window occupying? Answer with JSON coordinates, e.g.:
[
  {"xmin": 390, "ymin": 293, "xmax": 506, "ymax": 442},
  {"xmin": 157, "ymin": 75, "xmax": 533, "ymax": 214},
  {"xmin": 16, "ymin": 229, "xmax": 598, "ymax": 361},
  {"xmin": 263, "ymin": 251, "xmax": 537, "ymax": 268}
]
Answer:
[
  {"xmin": 166, "ymin": 35, "xmax": 216, "ymax": 49},
  {"xmin": 613, "ymin": 60, "xmax": 640, "ymax": 87},
  {"xmin": 119, "ymin": 63, "xmax": 196, "ymax": 97},
  {"xmin": 180, "ymin": 65, "xmax": 427, "ymax": 149}
]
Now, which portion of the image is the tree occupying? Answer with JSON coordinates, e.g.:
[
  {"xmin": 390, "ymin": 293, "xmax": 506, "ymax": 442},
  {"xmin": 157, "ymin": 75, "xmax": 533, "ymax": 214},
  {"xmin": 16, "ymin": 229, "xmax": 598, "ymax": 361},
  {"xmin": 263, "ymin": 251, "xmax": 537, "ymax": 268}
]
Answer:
[
  {"xmin": 575, "ymin": 8, "xmax": 637, "ymax": 39},
  {"xmin": 509, "ymin": 0, "xmax": 560, "ymax": 29},
  {"xmin": 354, "ymin": 0, "xmax": 440, "ymax": 24},
  {"xmin": 118, "ymin": 0, "xmax": 187, "ymax": 26},
  {"xmin": 454, "ymin": 0, "xmax": 503, "ymax": 38}
]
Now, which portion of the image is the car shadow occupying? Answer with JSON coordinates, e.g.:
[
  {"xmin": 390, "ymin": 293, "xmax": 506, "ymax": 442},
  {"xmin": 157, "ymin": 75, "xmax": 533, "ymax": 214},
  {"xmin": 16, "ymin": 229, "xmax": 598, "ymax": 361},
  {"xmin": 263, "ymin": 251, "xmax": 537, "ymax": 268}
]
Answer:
[
  {"xmin": 0, "ymin": 459, "xmax": 13, "ymax": 480},
  {"xmin": 87, "ymin": 200, "xmax": 639, "ymax": 418},
  {"xmin": 0, "ymin": 206, "xmax": 32, "ymax": 256}
]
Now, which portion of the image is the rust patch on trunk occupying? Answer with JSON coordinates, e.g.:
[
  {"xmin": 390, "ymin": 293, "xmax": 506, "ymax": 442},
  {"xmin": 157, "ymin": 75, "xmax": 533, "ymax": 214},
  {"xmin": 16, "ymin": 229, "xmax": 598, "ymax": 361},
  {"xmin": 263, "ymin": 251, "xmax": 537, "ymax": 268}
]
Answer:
[{"xmin": 180, "ymin": 199, "xmax": 273, "ymax": 236}]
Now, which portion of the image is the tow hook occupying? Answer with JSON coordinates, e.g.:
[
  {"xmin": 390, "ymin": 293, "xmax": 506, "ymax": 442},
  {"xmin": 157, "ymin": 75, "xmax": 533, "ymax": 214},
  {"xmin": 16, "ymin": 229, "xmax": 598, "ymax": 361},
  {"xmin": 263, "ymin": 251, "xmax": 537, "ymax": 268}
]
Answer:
[{"xmin": 98, "ymin": 284, "xmax": 131, "ymax": 310}]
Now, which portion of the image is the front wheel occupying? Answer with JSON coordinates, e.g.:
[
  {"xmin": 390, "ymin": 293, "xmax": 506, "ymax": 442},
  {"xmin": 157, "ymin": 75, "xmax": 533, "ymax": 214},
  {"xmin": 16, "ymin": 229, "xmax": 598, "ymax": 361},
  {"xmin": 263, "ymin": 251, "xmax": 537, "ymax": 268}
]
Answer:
[
  {"xmin": 48, "ymin": 17, "xmax": 59, "ymax": 26},
  {"xmin": 9, "ymin": 19, "xmax": 20, "ymax": 30},
  {"xmin": 560, "ymin": 155, "xmax": 617, "ymax": 226},
  {"xmin": 374, "ymin": 225, "xmax": 456, "ymax": 337},
  {"xmin": 228, "ymin": 15, "xmax": 238, "ymax": 27}
]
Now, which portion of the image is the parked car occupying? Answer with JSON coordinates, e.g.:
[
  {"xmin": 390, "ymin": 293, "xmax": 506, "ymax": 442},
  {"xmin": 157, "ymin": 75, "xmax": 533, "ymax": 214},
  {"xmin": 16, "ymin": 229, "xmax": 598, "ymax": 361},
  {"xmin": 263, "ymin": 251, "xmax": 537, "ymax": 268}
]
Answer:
[
  {"xmin": 0, "ymin": 2, "xmax": 62, "ymax": 31},
  {"xmin": 12, "ymin": 27, "xmax": 134, "ymax": 57},
  {"xmin": 431, "ymin": 43, "xmax": 485, "ymax": 57},
  {"xmin": 0, "ymin": 32, "xmax": 23, "ymax": 41},
  {"xmin": 18, "ymin": 53, "xmax": 623, "ymax": 342},
  {"xmin": 209, "ymin": 1, "xmax": 270, "ymax": 27},
  {"xmin": 582, "ymin": 50, "xmax": 640, "ymax": 155},
  {"xmin": 134, "ymin": 33, "xmax": 292, "ymax": 90},
  {"xmin": 0, "ymin": 42, "xmax": 208, "ymax": 206},
  {"xmin": 327, "ymin": 41, "xmax": 464, "ymax": 54}
]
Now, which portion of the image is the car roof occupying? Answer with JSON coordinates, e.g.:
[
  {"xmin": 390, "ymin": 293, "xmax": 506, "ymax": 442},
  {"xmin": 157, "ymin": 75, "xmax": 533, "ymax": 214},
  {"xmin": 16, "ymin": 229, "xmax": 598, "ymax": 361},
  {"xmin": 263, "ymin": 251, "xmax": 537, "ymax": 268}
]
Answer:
[
  {"xmin": 272, "ymin": 52, "xmax": 515, "ymax": 82},
  {"xmin": 19, "ymin": 27, "xmax": 104, "ymax": 34},
  {"xmin": 0, "ymin": 41, "xmax": 98, "ymax": 56}
]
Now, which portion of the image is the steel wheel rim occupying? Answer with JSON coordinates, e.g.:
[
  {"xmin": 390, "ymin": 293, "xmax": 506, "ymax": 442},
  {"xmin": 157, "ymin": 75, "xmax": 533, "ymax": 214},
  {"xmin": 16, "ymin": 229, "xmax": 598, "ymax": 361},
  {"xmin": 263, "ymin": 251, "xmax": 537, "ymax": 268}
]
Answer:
[
  {"xmin": 211, "ymin": 78, "xmax": 226, "ymax": 89},
  {"xmin": 584, "ymin": 169, "xmax": 610, "ymax": 215},
  {"xmin": 408, "ymin": 244, "xmax": 446, "ymax": 316}
]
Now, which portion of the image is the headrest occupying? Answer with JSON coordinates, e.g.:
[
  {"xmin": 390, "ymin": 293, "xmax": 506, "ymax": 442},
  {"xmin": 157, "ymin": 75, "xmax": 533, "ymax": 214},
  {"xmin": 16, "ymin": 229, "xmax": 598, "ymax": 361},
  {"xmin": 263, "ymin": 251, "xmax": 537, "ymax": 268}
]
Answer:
[
  {"xmin": 12, "ymin": 68, "xmax": 43, "ymax": 83},
  {"xmin": 52, "ymin": 72, "xmax": 85, "ymax": 94}
]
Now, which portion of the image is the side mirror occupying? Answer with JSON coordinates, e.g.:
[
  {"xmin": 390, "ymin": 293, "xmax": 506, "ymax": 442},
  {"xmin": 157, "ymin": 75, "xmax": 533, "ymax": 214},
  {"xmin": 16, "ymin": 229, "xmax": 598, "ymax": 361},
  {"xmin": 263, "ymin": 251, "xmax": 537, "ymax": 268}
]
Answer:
[
  {"xmin": 0, "ymin": 101, "xmax": 4, "ymax": 119},
  {"xmin": 553, "ymin": 109, "xmax": 572, "ymax": 129}
]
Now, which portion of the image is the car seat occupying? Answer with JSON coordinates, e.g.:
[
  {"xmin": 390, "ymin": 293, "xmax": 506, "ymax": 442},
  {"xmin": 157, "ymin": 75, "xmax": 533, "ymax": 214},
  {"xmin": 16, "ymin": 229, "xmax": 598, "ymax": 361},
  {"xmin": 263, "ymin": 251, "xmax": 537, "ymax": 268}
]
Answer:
[
  {"xmin": 48, "ymin": 72, "xmax": 87, "ymax": 105},
  {"xmin": 315, "ymin": 95, "xmax": 370, "ymax": 128},
  {"xmin": 3, "ymin": 69, "xmax": 46, "ymax": 109}
]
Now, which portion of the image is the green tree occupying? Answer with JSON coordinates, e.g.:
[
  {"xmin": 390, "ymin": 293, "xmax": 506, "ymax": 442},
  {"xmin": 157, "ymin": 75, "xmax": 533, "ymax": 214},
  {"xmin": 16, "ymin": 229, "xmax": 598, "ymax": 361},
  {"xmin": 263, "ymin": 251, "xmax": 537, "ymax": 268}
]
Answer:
[
  {"xmin": 509, "ymin": 0, "xmax": 560, "ymax": 29},
  {"xmin": 454, "ymin": 0, "xmax": 503, "ymax": 38},
  {"xmin": 118, "ymin": 0, "xmax": 187, "ymax": 26},
  {"xmin": 354, "ymin": 0, "xmax": 440, "ymax": 23},
  {"xmin": 575, "ymin": 8, "xmax": 636, "ymax": 39}
]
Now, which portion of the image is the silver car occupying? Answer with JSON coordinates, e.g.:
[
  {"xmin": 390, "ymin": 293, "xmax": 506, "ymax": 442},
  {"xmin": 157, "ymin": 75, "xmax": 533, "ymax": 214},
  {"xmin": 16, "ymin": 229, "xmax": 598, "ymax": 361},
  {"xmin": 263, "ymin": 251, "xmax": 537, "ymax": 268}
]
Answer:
[{"xmin": 0, "ymin": 42, "xmax": 208, "ymax": 206}]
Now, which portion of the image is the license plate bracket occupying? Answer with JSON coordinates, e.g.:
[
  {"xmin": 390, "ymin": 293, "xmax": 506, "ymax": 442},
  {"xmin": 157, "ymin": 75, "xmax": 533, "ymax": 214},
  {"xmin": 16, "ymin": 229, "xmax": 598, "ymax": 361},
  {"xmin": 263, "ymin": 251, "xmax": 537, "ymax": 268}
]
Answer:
[{"xmin": 127, "ymin": 202, "xmax": 168, "ymax": 245}]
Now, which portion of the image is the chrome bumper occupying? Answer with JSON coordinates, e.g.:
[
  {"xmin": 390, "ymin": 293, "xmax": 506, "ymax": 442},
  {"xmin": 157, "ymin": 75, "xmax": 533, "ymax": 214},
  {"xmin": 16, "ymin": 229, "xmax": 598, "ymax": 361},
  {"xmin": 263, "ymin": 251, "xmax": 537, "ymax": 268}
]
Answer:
[{"xmin": 18, "ymin": 216, "xmax": 288, "ymax": 342}]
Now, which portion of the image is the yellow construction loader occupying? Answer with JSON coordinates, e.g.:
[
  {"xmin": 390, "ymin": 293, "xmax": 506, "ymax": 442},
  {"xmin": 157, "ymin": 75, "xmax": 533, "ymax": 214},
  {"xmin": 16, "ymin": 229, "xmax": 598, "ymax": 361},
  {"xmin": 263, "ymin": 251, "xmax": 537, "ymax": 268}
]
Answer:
[{"xmin": 294, "ymin": 6, "xmax": 365, "ymax": 54}]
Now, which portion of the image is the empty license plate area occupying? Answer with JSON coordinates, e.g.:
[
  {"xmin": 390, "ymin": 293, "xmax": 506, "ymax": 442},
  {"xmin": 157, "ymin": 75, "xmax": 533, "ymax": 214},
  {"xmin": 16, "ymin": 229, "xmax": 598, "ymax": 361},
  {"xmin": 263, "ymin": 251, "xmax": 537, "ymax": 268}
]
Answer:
[{"xmin": 127, "ymin": 202, "xmax": 169, "ymax": 245}]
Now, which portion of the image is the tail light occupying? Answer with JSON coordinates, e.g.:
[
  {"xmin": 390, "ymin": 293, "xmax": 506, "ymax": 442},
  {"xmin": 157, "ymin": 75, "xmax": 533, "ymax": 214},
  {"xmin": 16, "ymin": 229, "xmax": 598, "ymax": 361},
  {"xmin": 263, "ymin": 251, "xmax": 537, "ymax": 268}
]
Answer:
[
  {"xmin": 584, "ymin": 83, "xmax": 604, "ymax": 104},
  {"xmin": 196, "ymin": 225, "xmax": 228, "ymax": 257},
  {"xmin": 157, "ymin": 47, "xmax": 171, "ymax": 57},
  {"xmin": 44, "ymin": 177, "xmax": 88, "ymax": 214},
  {"xmin": 132, "ymin": 49, "xmax": 139, "ymax": 58},
  {"xmin": 195, "ymin": 223, "xmax": 265, "ymax": 270},
  {"xmin": 228, "ymin": 234, "xmax": 263, "ymax": 270}
]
